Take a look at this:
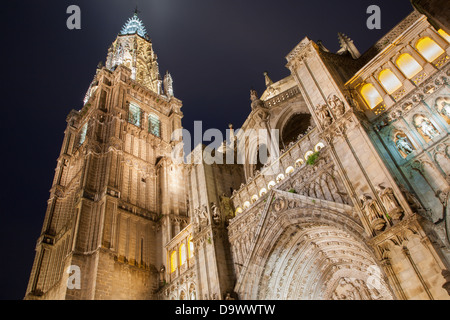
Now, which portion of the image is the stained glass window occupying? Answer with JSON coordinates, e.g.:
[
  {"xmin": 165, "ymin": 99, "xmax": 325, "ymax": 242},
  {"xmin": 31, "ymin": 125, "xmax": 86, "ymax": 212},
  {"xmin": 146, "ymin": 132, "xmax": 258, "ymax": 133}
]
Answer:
[
  {"xmin": 148, "ymin": 113, "xmax": 161, "ymax": 137},
  {"xmin": 128, "ymin": 103, "xmax": 141, "ymax": 127}
]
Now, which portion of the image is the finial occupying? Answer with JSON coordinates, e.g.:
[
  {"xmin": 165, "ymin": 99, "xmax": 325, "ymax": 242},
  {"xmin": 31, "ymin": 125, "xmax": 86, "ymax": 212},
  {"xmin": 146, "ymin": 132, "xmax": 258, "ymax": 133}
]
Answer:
[
  {"xmin": 134, "ymin": 6, "xmax": 140, "ymax": 16},
  {"xmin": 263, "ymin": 71, "xmax": 273, "ymax": 87}
]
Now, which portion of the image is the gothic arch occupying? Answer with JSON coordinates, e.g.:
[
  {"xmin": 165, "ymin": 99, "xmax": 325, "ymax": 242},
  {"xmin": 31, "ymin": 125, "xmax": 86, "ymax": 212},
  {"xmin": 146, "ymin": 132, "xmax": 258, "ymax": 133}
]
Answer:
[{"xmin": 235, "ymin": 205, "xmax": 394, "ymax": 300}]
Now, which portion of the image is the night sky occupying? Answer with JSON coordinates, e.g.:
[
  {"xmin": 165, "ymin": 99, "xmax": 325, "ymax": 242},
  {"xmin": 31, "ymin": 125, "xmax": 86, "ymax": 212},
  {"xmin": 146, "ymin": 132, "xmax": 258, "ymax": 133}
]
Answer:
[{"xmin": 0, "ymin": 0, "xmax": 413, "ymax": 300}]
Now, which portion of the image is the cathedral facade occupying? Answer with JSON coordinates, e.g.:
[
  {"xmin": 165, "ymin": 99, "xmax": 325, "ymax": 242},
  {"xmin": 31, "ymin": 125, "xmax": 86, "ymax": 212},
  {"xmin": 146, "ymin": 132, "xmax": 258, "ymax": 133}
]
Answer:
[{"xmin": 25, "ymin": 3, "xmax": 450, "ymax": 300}]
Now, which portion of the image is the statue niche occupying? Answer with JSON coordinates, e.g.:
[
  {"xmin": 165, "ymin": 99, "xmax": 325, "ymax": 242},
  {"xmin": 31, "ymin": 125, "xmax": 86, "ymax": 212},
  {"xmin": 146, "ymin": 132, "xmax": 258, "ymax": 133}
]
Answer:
[
  {"xmin": 360, "ymin": 194, "xmax": 386, "ymax": 231},
  {"xmin": 393, "ymin": 132, "xmax": 415, "ymax": 158},
  {"xmin": 435, "ymin": 97, "xmax": 450, "ymax": 124},
  {"xmin": 376, "ymin": 184, "xmax": 404, "ymax": 220},
  {"xmin": 413, "ymin": 115, "xmax": 440, "ymax": 142}
]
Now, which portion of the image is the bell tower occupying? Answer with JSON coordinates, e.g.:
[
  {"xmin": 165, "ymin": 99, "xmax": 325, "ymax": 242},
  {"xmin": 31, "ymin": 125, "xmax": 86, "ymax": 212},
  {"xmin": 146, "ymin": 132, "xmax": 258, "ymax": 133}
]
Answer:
[{"xmin": 25, "ymin": 11, "xmax": 188, "ymax": 300}]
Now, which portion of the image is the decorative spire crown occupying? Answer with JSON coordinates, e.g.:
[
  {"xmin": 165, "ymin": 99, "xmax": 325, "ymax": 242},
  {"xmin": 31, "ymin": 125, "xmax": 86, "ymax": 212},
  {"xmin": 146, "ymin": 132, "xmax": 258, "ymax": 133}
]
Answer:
[{"xmin": 119, "ymin": 11, "xmax": 148, "ymax": 38}]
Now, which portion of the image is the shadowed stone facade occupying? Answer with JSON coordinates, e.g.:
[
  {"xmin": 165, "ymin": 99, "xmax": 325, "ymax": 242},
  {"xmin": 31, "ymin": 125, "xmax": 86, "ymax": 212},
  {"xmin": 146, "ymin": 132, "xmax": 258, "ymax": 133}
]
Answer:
[{"xmin": 26, "ymin": 4, "xmax": 450, "ymax": 300}]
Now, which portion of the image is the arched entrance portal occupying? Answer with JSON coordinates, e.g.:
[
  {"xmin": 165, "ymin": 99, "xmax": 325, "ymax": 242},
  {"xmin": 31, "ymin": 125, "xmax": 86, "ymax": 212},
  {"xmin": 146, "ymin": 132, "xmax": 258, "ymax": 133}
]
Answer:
[
  {"xmin": 257, "ymin": 224, "xmax": 393, "ymax": 300},
  {"xmin": 234, "ymin": 198, "xmax": 395, "ymax": 300}
]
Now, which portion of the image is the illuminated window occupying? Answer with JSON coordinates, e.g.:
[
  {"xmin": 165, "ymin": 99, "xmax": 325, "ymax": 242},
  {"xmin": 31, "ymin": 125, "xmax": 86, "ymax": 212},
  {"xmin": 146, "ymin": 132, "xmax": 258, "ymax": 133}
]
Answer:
[
  {"xmin": 79, "ymin": 122, "xmax": 88, "ymax": 145},
  {"xmin": 314, "ymin": 142, "xmax": 325, "ymax": 152},
  {"xmin": 251, "ymin": 195, "xmax": 258, "ymax": 203},
  {"xmin": 305, "ymin": 151, "xmax": 314, "ymax": 161},
  {"xmin": 276, "ymin": 174, "xmax": 285, "ymax": 183},
  {"xmin": 148, "ymin": 113, "xmax": 161, "ymax": 137},
  {"xmin": 259, "ymin": 188, "xmax": 267, "ymax": 197},
  {"xmin": 285, "ymin": 166, "xmax": 295, "ymax": 175},
  {"xmin": 295, "ymin": 159, "xmax": 304, "ymax": 167},
  {"xmin": 267, "ymin": 181, "xmax": 276, "ymax": 190},
  {"xmin": 438, "ymin": 29, "xmax": 450, "ymax": 43},
  {"xmin": 188, "ymin": 237, "xmax": 194, "ymax": 259},
  {"xmin": 360, "ymin": 84, "xmax": 383, "ymax": 109},
  {"xmin": 179, "ymin": 243, "xmax": 187, "ymax": 266},
  {"xmin": 170, "ymin": 251, "xmax": 177, "ymax": 273},
  {"xmin": 416, "ymin": 37, "xmax": 445, "ymax": 62},
  {"xmin": 128, "ymin": 103, "xmax": 141, "ymax": 127},
  {"xmin": 396, "ymin": 54, "xmax": 423, "ymax": 79},
  {"xmin": 243, "ymin": 201, "xmax": 251, "ymax": 209},
  {"xmin": 378, "ymin": 69, "xmax": 402, "ymax": 94},
  {"xmin": 235, "ymin": 207, "xmax": 243, "ymax": 215}
]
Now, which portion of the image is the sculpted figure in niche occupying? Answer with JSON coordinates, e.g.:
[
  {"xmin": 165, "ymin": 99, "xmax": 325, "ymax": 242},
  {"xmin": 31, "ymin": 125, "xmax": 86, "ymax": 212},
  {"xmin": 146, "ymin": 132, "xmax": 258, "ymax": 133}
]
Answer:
[
  {"xmin": 417, "ymin": 118, "xmax": 439, "ymax": 140},
  {"xmin": 328, "ymin": 95, "xmax": 346, "ymax": 117},
  {"xmin": 211, "ymin": 203, "xmax": 221, "ymax": 225},
  {"xmin": 395, "ymin": 134, "xmax": 414, "ymax": 157},
  {"xmin": 360, "ymin": 194, "xmax": 386, "ymax": 231},
  {"xmin": 377, "ymin": 185, "xmax": 404, "ymax": 220},
  {"xmin": 199, "ymin": 205, "xmax": 209, "ymax": 226},
  {"xmin": 315, "ymin": 104, "xmax": 333, "ymax": 126}
]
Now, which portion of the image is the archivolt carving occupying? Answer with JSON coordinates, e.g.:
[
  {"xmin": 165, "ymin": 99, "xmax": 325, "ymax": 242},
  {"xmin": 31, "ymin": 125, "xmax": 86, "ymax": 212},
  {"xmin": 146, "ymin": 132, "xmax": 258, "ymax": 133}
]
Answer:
[{"xmin": 234, "ymin": 196, "xmax": 393, "ymax": 300}]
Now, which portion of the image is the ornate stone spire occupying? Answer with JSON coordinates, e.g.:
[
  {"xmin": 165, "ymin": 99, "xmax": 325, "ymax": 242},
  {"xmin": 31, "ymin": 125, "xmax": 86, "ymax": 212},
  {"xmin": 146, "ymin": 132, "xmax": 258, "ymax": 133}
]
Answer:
[
  {"xmin": 105, "ymin": 11, "xmax": 162, "ymax": 94},
  {"xmin": 119, "ymin": 10, "xmax": 148, "ymax": 38}
]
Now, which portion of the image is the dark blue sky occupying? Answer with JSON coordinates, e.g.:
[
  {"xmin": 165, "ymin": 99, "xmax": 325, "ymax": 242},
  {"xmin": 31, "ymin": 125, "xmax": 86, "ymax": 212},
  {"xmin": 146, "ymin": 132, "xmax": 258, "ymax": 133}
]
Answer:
[{"xmin": 0, "ymin": 0, "xmax": 413, "ymax": 299}]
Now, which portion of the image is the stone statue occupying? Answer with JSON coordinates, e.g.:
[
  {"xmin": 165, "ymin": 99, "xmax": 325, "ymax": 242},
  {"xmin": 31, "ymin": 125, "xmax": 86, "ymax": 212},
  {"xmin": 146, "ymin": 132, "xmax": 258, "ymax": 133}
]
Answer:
[
  {"xmin": 377, "ymin": 185, "xmax": 404, "ymax": 220},
  {"xmin": 315, "ymin": 104, "xmax": 333, "ymax": 126},
  {"xmin": 199, "ymin": 205, "xmax": 209, "ymax": 226},
  {"xmin": 211, "ymin": 203, "xmax": 221, "ymax": 225},
  {"xmin": 250, "ymin": 89, "xmax": 266, "ymax": 110},
  {"xmin": 360, "ymin": 194, "xmax": 386, "ymax": 231},
  {"xmin": 418, "ymin": 119, "xmax": 439, "ymax": 139},
  {"xmin": 159, "ymin": 264, "xmax": 166, "ymax": 284},
  {"xmin": 395, "ymin": 135, "xmax": 414, "ymax": 156},
  {"xmin": 328, "ymin": 95, "xmax": 346, "ymax": 117},
  {"xmin": 441, "ymin": 104, "xmax": 450, "ymax": 119}
]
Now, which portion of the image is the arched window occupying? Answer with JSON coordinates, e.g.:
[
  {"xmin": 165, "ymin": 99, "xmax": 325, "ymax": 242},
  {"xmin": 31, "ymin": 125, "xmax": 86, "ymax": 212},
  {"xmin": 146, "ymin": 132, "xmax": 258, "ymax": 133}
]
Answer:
[
  {"xmin": 305, "ymin": 151, "xmax": 315, "ymax": 161},
  {"xmin": 259, "ymin": 188, "xmax": 267, "ymax": 197},
  {"xmin": 438, "ymin": 29, "xmax": 450, "ymax": 43},
  {"xmin": 295, "ymin": 159, "xmax": 304, "ymax": 167},
  {"xmin": 235, "ymin": 207, "xmax": 243, "ymax": 215},
  {"xmin": 243, "ymin": 201, "xmax": 251, "ymax": 209},
  {"xmin": 360, "ymin": 83, "xmax": 383, "ymax": 109},
  {"xmin": 416, "ymin": 37, "xmax": 445, "ymax": 62},
  {"xmin": 170, "ymin": 251, "xmax": 177, "ymax": 273},
  {"xmin": 396, "ymin": 54, "xmax": 423, "ymax": 79},
  {"xmin": 276, "ymin": 174, "xmax": 285, "ymax": 183},
  {"xmin": 179, "ymin": 243, "xmax": 187, "ymax": 266},
  {"xmin": 314, "ymin": 142, "xmax": 325, "ymax": 152},
  {"xmin": 128, "ymin": 103, "xmax": 141, "ymax": 127},
  {"xmin": 251, "ymin": 195, "xmax": 258, "ymax": 203},
  {"xmin": 378, "ymin": 69, "xmax": 402, "ymax": 94},
  {"xmin": 285, "ymin": 166, "xmax": 295, "ymax": 175},
  {"xmin": 148, "ymin": 113, "xmax": 161, "ymax": 137},
  {"xmin": 267, "ymin": 181, "xmax": 276, "ymax": 190},
  {"xmin": 188, "ymin": 237, "xmax": 194, "ymax": 259}
]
